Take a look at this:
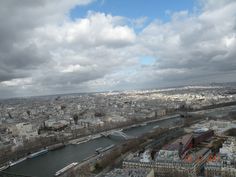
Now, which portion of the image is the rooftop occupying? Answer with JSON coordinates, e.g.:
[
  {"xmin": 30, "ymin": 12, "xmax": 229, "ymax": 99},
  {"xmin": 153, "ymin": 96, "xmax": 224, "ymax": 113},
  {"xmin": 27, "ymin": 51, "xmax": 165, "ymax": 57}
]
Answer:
[
  {"xmin": 104, "ymin": 168, "xmax": 153, "ymax": 177},
  {"xmin": 163, "ymin": 134, "xmax": 193, "ymax": 151}
]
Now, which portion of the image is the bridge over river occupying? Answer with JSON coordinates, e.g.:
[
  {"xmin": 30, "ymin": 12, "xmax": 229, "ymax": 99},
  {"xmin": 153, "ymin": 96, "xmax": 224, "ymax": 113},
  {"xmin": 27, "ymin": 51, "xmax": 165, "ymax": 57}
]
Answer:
[{"xmin": 101, "ymin": 130, "xmax": 135, "ymax": 140}]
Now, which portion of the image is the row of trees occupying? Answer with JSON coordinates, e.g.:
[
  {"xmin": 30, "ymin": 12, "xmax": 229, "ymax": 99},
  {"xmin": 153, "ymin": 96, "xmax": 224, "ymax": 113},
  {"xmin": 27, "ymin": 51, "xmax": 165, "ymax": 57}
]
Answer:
[{"xmin": 0, "ymin": 134, "xmax": 65, "ymax": 165}]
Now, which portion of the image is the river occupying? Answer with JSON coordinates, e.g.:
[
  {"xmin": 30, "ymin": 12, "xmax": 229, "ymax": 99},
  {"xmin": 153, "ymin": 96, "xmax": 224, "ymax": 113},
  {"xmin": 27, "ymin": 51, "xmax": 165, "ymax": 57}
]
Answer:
[{"xmin": 4, "ymin": 115, "xmax": 182, "ymax": 177}]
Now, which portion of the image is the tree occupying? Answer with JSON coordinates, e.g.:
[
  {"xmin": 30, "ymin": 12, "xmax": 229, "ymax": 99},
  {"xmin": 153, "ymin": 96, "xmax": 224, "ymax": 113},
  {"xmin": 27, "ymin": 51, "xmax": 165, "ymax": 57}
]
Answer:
[
  {"xmin": 8, "ymin": 112, "xmax": 13, "ymax": 119},
  {"xmin": 26, "ymin": 110, "xmax": 31, "ymax": 116},
  {"xmin": 73, "ymin": 114, "xmax": 79, "ymax": 124},
  {"xmin": 61, "ymin": 105, "xmax": 66, "ymax": 110}
]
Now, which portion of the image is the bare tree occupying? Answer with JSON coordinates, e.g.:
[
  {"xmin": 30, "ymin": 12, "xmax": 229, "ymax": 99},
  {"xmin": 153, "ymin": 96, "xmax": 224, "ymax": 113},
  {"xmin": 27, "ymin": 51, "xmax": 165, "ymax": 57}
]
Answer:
[{"xmin": 73, "ymin": 114, "xmax": 79, "ymax": 124}]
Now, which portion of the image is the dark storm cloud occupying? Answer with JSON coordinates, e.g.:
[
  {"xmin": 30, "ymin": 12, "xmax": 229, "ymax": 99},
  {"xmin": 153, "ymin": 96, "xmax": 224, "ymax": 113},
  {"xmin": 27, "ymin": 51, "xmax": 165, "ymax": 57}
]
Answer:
[
  {"xmin": 0, "ymin": 70, "xmax": 26, "ymax": 83},
  {"xmin": 2, "ymin": 45, "xmax": 48, "ymax": 69},
  {"xmin": 39, "ymin": 69, "xmax": 107, "ymax": 86}
]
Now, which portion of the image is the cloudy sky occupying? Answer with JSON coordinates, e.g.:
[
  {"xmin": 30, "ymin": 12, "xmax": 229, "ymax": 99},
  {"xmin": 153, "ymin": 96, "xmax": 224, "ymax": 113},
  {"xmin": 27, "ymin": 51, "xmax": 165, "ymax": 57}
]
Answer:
[{"xmin": 0, "ymin": 0, "xmax": 236, "ymax": 98}]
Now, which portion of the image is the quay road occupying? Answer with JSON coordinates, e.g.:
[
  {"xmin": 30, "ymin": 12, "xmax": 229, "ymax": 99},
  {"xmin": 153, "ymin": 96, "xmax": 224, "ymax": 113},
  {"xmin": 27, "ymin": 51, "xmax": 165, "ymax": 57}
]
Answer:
[
  {"xmin": 0, "ymin": 171, "xmax": 34, "ymax": 177},
  {"xmin": 189, "ymin": 104, "xmax": 236, "ymax": 118},
  {"xmin": 4, "ymin": 115, "xmax": 182, "ymax": 177}
]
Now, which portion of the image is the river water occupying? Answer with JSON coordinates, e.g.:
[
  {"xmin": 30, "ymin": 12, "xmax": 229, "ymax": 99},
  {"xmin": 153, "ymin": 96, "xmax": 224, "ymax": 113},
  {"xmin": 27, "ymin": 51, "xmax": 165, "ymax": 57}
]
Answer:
[{"xmin": 4, "ymin": 116, "xmax": 181, "ymax": 177}]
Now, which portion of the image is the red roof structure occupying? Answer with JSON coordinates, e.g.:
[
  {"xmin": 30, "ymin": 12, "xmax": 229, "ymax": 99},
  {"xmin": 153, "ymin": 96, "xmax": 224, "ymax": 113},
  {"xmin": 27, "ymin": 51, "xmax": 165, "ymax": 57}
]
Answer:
[{"xmin": 163, "ymin": 134, "xmax": 193, "ymax": 156}]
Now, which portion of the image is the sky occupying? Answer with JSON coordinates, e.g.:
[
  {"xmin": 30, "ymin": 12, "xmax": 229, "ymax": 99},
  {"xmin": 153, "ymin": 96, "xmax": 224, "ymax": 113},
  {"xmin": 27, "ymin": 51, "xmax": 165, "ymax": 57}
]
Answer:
[{"xmin": 0, "ymin": 0, "xmax": 236, "ymax": 98}]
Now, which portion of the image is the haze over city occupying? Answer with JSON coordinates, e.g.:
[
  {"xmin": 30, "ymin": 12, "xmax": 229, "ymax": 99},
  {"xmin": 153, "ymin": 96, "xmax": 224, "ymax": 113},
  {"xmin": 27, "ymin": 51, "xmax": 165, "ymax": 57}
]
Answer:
[{"xmin": 0, "ymin": 0, "xmax": 236, "ymax": 98}]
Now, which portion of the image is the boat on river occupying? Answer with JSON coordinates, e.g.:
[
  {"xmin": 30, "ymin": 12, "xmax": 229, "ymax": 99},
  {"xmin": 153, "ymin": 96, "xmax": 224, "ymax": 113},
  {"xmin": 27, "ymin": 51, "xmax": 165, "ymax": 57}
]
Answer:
[
  {"xmin": 9, "ymin": 157, "xmax": 27, "ymax": 167},
  {"xmin": 54, "ymin": 162, "xmax": 78, "ymax": 176},
  {"xmin": 28, "ymin": 149, "xmax": 48, "ymax": 159}
]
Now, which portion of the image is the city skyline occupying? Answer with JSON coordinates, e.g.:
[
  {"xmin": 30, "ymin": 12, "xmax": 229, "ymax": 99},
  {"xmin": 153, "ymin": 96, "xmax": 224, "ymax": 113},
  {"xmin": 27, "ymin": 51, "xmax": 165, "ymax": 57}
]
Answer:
[{"xmin": 0, "ymin": 0, "xmax": 236, "ymax": 98}]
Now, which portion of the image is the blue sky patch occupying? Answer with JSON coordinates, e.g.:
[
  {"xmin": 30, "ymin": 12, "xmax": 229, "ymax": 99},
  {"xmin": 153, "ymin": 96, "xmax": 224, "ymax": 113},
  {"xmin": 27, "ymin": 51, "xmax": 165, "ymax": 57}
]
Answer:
[
  {"xmin": 139, "ymin": 56, "xmax": 156, "ymax": 65},
  {"xmin": 70, "ymin": 0, "xmax": 196, "ymax": 22}
]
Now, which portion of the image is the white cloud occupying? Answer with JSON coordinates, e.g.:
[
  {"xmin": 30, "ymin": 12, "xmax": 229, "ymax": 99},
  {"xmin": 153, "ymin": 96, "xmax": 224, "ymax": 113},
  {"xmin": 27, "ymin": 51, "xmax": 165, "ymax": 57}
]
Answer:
[
  {"xmin": 1, "ymin": 78, "xmax": 32, "ymax": 87},
  {"xmin": 36, "ymin": 12, "xmax": 136, "ymax": 47},
  {"xmin": 61, "ymin": 64, "xmax": 82, "ymax": 73},
  {"xmin": 223, "ymin": 35, "xmax": 236, "ymax": 48}
]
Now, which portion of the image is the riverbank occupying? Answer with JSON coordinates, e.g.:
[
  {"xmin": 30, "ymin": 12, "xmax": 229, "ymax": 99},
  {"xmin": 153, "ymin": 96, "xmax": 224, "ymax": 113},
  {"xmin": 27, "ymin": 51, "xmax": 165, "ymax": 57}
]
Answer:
[{"xmin": 69, "ymin": 114, "xmax": 180, "ymax": 145}]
